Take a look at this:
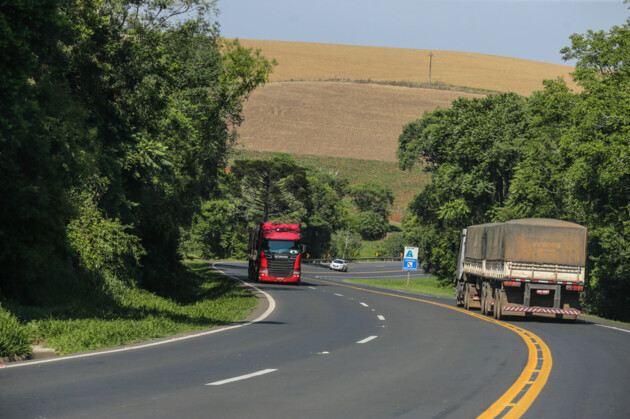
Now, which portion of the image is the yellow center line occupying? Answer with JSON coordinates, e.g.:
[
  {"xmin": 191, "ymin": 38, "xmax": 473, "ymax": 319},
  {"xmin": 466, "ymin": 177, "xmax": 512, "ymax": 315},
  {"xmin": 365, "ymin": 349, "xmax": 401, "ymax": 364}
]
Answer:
[{"xmin": 308, "ymin": 277, "xmax": 552, "ymax": 419}]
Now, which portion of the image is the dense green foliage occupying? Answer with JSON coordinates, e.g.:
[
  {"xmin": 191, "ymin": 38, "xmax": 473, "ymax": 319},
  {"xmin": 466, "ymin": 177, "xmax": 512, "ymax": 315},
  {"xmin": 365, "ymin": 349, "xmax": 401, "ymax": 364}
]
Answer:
[
  {"xmin": 0, "ymin": 1, "xmax": 273, "ymax": 356},
  {"xmin": 398, "ymin": 93, "xmax": 530, "ymax": 281},
  {"xmin": 0, "ymin": 305, "xmax": 32, "ymax": 358},
  {"xmin": 329, "ymin": 230, "xmax": 363, "ymax": 259},
  {"xmin": 181, "ymin": 153, "xmax": 394, "ymax": 259},
  {"xmin": 398, "ymin": 17, "xmax": 630, "ymax": 321},
  {"xmin": 0, "ymin": 0, "xmax": 273, "ymax": 300},
  {"xmin": 236, "ymin": 149, "xmax": 430, "ymax": 220},
  {"xmin": 346, "ymin": 181, "xmax": 394, "ymax": 239}
]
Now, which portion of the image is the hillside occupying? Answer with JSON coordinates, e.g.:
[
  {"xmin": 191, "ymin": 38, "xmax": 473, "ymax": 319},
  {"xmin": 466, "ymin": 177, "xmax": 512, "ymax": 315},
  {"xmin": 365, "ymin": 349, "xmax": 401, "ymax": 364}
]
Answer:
[
  {"xmin": 233, "ymin": 40, "xmax": 576, "ymax": 162},
  {"xmin": 237, "ymin": 39, "xmax": 577, "ymax": 95},
  {"xmin": 238, "ymin": 81, "xmax": 484, "ymax": 161}
]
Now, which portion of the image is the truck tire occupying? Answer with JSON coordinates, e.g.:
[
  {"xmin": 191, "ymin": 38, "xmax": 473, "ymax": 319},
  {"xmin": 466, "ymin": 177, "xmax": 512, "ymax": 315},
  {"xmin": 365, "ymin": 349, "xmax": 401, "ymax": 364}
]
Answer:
[
  {"xmin": 486, "ymin": 286, "xmax": 494, "ymax": 316},
  {"xmin": 455, "ymin": 281, "xmax": 464, "ymax": 307},
  {"xmin": 464, "ymin": 284, "xmax": 470, "ymax": 310},
  {"xmin": 480, "ymin": 286, "xmax": 487, "ymax": 315},
  {"xmin": 494, "ymin": 289, "xmax": 502, "ymax": 320},
  {"xmin": 481, "ymin": 284, "xmax": 493, "ymax": 316}
]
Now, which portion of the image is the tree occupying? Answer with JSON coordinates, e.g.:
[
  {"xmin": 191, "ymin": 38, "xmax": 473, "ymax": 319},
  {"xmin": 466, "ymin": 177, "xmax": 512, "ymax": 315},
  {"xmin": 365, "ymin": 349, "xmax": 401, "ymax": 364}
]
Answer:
[
  {"xmin": 555, "ymin": 16, "xmax": 630, "ymax": 320},
  {"xmin": 329, "ymin": 230, "xmax": 362, "ymax": 259},
  {"xmin": 180, "ymin": 199, "xmax": 247, "ymax": 260},
  {"xmin": 0, "ymin": 0, "xmax": 275, "ymax": 299},
  {"xmin": 230, "ymin": 154, "xmax": 308, "ymax": 224},
  {"xmin": 0, "ymin": 0, "xmax": 77, "ymax": 300},
  {"xmin": 347, "ymin": 181, "xmax": 394, "ymax": 219},
  {"xmin": 345, "ymin": 181, "xmax": 394, "ymax": 241},
  {"xmin": 349, "ymin": 211, "xmax": 389, "ymax": 240},
  {"xmin": 397, "ymin": 93, "xmax": 530, "ymax": 282},
  {"xmin": 301, "ymin": 171, "xmax": 348, "ymax": 258},
  {"xmin": 499, "ymin": 14, "xmax": 630, "ymax": 320}
]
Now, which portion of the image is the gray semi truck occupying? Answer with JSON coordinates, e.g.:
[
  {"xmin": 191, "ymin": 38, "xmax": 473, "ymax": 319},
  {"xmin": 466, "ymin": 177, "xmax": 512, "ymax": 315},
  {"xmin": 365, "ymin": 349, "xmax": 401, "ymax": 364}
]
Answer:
[{"xmin": 455, "ymin": 218, "xmax": 587, "ymax": 321}]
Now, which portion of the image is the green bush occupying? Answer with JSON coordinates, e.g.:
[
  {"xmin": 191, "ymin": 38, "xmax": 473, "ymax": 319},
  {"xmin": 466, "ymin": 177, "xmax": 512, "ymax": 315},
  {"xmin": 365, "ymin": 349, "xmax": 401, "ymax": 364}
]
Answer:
[
  {"xmin": 350, "ymin": 211, "xmax": 389, "ymax": 240},
  {"xmin": 0, "ymin": 306, "xmax": 32, "ymax": 358}
]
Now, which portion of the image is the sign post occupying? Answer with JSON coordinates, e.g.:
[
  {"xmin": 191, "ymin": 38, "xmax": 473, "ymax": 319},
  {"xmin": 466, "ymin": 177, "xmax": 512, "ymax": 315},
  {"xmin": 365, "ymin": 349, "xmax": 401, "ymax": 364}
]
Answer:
[{"xmin": 402, "ymin": 246, "xmax": 419, "ymax": 286}]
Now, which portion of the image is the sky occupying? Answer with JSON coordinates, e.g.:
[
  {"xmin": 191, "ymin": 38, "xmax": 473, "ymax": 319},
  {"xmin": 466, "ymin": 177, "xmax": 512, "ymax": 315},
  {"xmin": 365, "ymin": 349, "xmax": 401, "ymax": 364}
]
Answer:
[{"xmin": 215, "ymin": 0, "xmax": 628, "ymax": 65}]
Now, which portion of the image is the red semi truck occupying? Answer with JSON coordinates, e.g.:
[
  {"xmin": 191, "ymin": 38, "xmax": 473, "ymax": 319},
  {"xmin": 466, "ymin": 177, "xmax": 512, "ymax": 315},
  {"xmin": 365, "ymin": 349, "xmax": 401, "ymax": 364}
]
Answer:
[{"xmin": 248, "ymin": 223, "xmax": 305, "ymax": 284}]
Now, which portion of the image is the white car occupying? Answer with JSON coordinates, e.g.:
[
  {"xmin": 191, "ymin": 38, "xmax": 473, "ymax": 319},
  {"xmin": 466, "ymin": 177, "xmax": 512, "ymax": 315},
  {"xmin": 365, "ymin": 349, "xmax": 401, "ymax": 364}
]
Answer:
[{"xmin": 330, "ymin": 259, "xmax": 348, "ymax": 272}]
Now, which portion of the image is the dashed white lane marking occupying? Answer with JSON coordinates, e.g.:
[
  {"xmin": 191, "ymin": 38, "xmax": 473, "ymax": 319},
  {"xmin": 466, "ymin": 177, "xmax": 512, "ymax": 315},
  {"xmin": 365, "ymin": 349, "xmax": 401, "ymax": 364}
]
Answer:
[
  {"xmin": 595, "ymin": 324, "xmax": 630, "ymax": 334},
  {"xmin": 377, "ymin": 315, "xmax": 385, "ymax": 321},
  {"xmin": 206, "ymin": 369, "xmax": 277, "ymax": 386},
  {"xmin": 334, "ymin": 293, "xmax": 344, "ymax": 297},
  {"xmin": 357, "ymin": 336, "xmax": 378, "ymax": 344},
  {"xmin": 360, "ymin": 302, "xmax": 369, "ymax": 307},
  {"xmin": 308, "ymin": 286, "xmax": 316, "ymax": 290}
]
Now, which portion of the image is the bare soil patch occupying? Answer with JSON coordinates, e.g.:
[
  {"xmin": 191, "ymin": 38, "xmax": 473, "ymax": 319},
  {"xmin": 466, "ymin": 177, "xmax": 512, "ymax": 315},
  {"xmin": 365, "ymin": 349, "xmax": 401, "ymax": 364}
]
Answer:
[{"xmin": 237, "ymin": 81, "xmax": 485, "ymax": 161}]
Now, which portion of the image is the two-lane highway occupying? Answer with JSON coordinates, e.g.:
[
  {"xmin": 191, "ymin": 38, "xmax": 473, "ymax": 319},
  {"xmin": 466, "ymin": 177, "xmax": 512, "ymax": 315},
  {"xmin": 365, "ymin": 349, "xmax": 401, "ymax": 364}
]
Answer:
[{"xmin": 1, "ymin": 261, "xmax": 629, "ymax": 418}]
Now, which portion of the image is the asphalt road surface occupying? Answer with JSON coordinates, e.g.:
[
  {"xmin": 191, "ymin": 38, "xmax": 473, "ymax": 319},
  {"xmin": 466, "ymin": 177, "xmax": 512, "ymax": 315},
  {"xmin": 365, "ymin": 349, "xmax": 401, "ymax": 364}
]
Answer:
[{"xmin": 1, "ymin": 261, "xmax": 629, "ymax": 418}]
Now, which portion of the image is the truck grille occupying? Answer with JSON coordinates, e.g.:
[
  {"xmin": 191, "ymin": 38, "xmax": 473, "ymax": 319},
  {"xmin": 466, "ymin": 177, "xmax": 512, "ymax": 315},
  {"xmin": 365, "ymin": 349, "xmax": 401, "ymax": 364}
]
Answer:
[{"xmin": 267, "ymin": 258, "xmax": 294, "ymax": 278}]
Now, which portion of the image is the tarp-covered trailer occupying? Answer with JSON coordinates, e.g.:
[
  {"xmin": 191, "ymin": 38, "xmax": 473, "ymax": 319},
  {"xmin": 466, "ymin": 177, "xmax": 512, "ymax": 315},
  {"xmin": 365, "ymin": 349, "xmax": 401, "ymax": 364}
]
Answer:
[{"xmin": 455, "ymin": 218, "xmax": 586, "ymax": 321}]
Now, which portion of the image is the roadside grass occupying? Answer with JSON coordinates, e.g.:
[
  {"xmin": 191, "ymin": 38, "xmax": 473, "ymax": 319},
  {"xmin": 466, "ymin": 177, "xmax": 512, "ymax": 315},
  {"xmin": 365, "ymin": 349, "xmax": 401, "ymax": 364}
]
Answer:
[
  {"xmin": 345, "ymin": 277, "xmax": 453, "ymax": 298},
  {"xmin": 356, "ymin": 239, "xmax": 387, "ymax": 258},
  {"xmin": 5, "ymin": 262, "xmax": 257, "ymax": 356},
  {"xmin": 579, "ymin": 314, "xmax": 630, "ymax": 327},
  {"xmin": 0, "ymin": 306, "xmax": 32, "ymax": 359},
  {"xmin": 233, "ymin": 150, "xmax": 428, "ymax": 221}
]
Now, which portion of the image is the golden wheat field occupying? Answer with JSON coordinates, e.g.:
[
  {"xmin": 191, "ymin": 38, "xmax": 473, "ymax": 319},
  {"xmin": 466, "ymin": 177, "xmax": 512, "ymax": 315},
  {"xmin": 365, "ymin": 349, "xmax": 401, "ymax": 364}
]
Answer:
[
  {"xmin": 237, "ymin": 39, "xmax": 577, "ymax": 95},
  {"xmin": 233, "ymin": 39, "xmax": 577, "ymax": 161}
]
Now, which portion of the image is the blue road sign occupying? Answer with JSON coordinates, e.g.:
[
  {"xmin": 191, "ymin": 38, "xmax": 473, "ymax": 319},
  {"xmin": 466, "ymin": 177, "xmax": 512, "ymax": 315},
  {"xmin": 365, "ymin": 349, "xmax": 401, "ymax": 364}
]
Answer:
[{"xmin": 403, "ymin": 258, "xmax": 418, "ymax": 271}]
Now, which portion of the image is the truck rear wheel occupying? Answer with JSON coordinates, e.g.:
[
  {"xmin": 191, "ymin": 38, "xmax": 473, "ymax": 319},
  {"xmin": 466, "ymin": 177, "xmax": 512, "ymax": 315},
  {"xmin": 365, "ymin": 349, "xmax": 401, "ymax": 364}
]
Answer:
[
  {"xmin": 494, "ymin": 289, "xmax": 503, "ymax": 320},
  {"xmin": 481, "ymin": 285, "xmax": 488, "ymax": 315},
  {"xmin": 481, "ymin": 284, "xmax": 493, "ymax": 316},
  {"xmin": 464, "ymin": 284, "xmax": 470, "ymax": 310},
  {"xmin": 486, "ymin": 286, "xmax": 494, "ymax": 316}
]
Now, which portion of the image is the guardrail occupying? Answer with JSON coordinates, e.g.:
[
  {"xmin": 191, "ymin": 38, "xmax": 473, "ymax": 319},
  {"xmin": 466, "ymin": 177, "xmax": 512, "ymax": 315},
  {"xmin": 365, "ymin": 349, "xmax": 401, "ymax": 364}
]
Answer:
[{"xmin": 304, "ymin": 257, "xmax": 403, "ymax": 263}]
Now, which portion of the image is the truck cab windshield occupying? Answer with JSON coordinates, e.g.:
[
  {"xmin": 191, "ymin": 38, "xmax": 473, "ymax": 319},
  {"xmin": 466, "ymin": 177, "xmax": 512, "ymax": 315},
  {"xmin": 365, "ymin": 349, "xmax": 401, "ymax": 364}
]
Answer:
[{"xmin": 263, "ymin": 239, "xmax": 301, "ymax": 254}]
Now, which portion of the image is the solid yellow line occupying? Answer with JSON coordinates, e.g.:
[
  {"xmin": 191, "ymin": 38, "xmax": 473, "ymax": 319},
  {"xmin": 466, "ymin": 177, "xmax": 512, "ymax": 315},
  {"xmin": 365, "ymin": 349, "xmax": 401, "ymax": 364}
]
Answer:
[{"xmin": 309, "ymin": 278, "xmax": 552, "ymax": 419}]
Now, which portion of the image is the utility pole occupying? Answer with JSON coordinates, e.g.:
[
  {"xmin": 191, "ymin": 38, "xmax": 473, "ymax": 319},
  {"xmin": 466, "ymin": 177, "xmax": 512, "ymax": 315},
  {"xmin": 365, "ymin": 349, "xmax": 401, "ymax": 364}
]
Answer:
[{"xmin": 428, "ymin": 52, "xmax": 434, "ymax": 88}]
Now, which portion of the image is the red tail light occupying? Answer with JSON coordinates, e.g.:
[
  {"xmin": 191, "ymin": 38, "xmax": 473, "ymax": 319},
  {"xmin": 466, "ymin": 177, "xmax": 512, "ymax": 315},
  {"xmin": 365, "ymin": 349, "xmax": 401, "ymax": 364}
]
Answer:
[
  {"xmin": 505, "ymin": 281, "xmax": 521, "ymax": 287},
  {"xmin": 567, "ymin": 285, "xmax": 583, "ymax": 291}
]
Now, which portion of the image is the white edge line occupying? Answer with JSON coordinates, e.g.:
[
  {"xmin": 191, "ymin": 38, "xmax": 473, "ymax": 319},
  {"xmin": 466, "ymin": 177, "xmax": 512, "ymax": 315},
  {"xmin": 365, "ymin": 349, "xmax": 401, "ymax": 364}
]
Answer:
[
  {"xmin": 206, "ymin": 368, "xmax": 277, "ymax": 386},
  {"xmin": 1, "ymin": 263, "xmax": 276, "ymax": 369},
  {"xmin": 356, "ymin": 335, "xmax": 378, "ymax": 344},
  {"xmin": 594, "ymin": 324, "xmax": 630, "ymax": 334}
]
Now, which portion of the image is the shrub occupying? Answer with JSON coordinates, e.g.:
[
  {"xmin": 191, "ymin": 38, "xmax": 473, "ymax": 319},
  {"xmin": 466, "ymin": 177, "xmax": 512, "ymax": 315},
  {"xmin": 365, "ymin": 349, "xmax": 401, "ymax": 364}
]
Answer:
[
  {"xmin": 67, "ymin": 192, "xmax": 146, "ymax": 288},
  {"xmin": 350, "ymin": 211, "xmax": 389, "ymax": 240},
  {"xmin": 0, "ymin": 306, "xmax": 32, "ymax": 358}
]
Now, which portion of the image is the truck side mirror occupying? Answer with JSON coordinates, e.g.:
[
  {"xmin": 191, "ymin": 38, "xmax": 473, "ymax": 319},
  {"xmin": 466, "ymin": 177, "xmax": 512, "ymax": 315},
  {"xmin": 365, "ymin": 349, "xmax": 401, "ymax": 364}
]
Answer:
[{"xmin": 300, "ymin": 244, "xmax": 307, "ymax": 254}]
